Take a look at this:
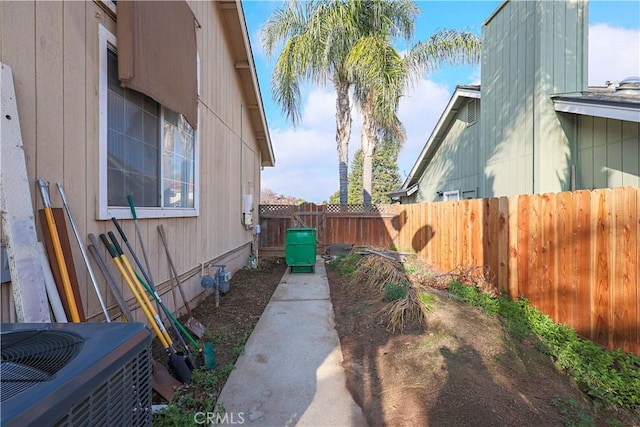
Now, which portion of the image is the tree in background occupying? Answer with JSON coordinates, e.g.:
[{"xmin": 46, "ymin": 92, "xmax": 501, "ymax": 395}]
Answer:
[
  {"xmin": 328, "ymin": 139, "xmax": 402, "ymax": 204},
  {"xmin": 347, "ymin": 28, "xmax": 481, "ymax": 205},
  {"xmin": 262, "ymin": 0, "xmax": 419, "ymax": 205},
  {"xmin": 261, "ymin": 188, "xmax": 305, "ymax": 205}
]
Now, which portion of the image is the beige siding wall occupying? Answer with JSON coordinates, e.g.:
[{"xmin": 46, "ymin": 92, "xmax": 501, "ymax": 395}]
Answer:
[
  {"xmin": 575, "ymin": 116, "xmax": 640, "ymax": 189},
  {"xmin": 412, "ymin": 101, "xmax": 482, "ymax": 203},
  {"xmin": 481, "ymin": 0, "xmax": 587, "ymax": 197},
  {"xmin": 0, "ymin": 1, "xmax": 264, "ymax": 322}
]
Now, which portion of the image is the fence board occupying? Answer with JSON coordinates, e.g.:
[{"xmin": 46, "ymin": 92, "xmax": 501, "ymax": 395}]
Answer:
[
  {"xmin": 573, "ymin": 190, "xmax": 592, "ymax": 340},
  {"xmin": 507, "ymin": 196, "xmax": 519, "ymax": 298},
  {"xmin": 611, "ymin": 187, "xmax": 637, "ymax": 353},
  {"xmin": 485, "ymin": 198, "xmax": 500, "ymax": 287},
  {"xmin": 541, "ymin": 193, "xmax": 557, "ymax": 319},
  {"xmin": 462, "ymin": 201, "xmax": 469, "ymax": 267},
  {"xmin": 425, "ymin": 203, "xmax": 433, "ymax": 263},
  {"xmin": 470, "ymin": 199, "xmax": 482, "ymax": 267},
  {"xmin": 498, "ymin": 197, "xmax": 509, "ymax": 293},
  {"xmin": 592, "ymin": 189, "xmax": 612, "ymax": 347},
  {"xmin": 556, "ymin": 191, "xmax": 574, "ymax": 326},
  {"xmin": 517, "ymin": 195, "xmax": 531, "ymax": 299},
  {"xmin": 529, "ymin": 194, "xmax": 543, "ymax": 313}
]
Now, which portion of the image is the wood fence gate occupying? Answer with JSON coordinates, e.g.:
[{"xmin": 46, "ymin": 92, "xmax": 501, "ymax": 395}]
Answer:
[{"xmin": 258, "ymin": 203, "xmax": 398, "ymax": 256}]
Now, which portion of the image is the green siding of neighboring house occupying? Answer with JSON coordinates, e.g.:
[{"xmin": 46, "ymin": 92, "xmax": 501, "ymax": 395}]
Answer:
[
  {"xmin": 411, "ymin": 100, "xmax": 482, "ymax": 203},
  {"xmin": 402, "ymin": 0, "xmax": 637, "ymax": 205},
  {"xmin": 573, "ymin": 116, "xmax": 640, "ymax": 188},
  {"xmin": 480, "ymin": 0, "xmax": 587, "ymax": 197}
]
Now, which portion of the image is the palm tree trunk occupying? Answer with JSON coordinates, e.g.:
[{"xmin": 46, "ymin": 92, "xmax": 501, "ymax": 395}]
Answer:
[
  {"xmin": 335, "ymin": 80, "xmax": 351, "ymax": 205},
  {"xmin": 361, "ymin": 104, "xmax": 377, "ymax": 206}
]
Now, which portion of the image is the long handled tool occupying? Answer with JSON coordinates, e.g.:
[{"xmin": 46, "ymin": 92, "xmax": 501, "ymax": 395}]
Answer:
[
  {"xmin": 108, "ymin": 224, "xmax": 199, "ymax": 369},
  {"xmin": 126, "ymin": 196, "xmax": 156, "ymax": 300},
  {"xmin": 89, "ymin": 235, "xmax": 180, "ymax": 401},
  {"xmin": 57, "ymin": 183, "xmax": 110, "ymax": 322},
  {"xmin": 100, "ymin": 233, "xmax": 192, "ymax": 385},
  {"xmin": 87, "ymin": 233, "xmax": 133, "ymax": 322},
  {"xmin": 37, "ymin": 179, "xmax": 81, "ymax": 322},
  {"xmin": 110, "ymin": 220, "xmax": 200, "ymax": 348},
  {"xmin": 157, "ymin": 224, "xmax": 205, "ymax": 338}
]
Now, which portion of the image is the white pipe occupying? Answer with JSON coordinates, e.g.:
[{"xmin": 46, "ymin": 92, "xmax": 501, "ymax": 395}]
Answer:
[
  {"xmin": 57, "ymin": 183, "xmax": 111, "ymax": 322},
  {"xmin": 38, "ymin": 243, "xmax": 67, "ymax": 322}
]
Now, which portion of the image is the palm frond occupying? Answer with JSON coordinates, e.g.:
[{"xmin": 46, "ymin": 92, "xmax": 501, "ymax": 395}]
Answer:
[{"xmin": 406, "ymin": 29, "xmax": 481, "ymax": 80}]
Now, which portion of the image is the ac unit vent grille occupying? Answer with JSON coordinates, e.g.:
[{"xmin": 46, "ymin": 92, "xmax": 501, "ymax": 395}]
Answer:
[
  {"xmin": 1, "ymin": 330, "xmax": 83, "ymax": 401},
  {"xmin": 52, "ymin": 345, "xmax": 152, "ymax": 427}
]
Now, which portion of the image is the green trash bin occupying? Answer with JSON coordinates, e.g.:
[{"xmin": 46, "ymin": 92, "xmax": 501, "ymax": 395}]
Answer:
[{"xmin": 285, "ymin": 227, "xmax": 317, "ymax": 273}]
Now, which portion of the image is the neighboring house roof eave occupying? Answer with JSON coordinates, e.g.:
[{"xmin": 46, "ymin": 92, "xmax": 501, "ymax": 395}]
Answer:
[
  {"xmin": 219, "ymin": 0, "xmax": 275, "ymax": 167},
  {"xmin": 388, "ymin": 183, "xmax": 418, "ymax": 199},
  {"xmin": 552, "ymin": 95, "xmax": 640, "ymax": 123},
  {"xmin": 400, "ymin": 86, "xmax": 480, "ymax": 191}
]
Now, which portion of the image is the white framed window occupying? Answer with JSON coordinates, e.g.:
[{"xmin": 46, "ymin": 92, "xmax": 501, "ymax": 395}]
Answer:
[
  {"xmin": 98, "ymin": 24, "xmax": 199, "ymax": 219},
  {"xmin": 443, "ymin": 190, "xmax": 460, "ymax": 201}
]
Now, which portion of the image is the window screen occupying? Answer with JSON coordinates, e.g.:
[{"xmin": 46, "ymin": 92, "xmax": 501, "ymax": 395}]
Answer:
[{"xmin": 107, "ymin": 49, "xmax": 160, "ymax": 207}]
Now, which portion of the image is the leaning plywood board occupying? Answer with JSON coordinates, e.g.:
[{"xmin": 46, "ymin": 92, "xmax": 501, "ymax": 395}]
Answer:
[{"xmin": 0, "ymin": 62, "xmax": 50, "ymax": 322}]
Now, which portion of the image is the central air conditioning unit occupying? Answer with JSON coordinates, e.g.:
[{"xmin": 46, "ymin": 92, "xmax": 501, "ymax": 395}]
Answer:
[{"xmin": 1, "ymin": 322, "xmax": 152, "ymax": 427}]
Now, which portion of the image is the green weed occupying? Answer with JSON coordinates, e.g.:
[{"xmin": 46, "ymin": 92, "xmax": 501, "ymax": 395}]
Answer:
[
  {"xmin": 447, "ymin": 280, "xmax": 640, "ymax": 411},
  {"xmin": 384, "ymin": 281, "xmax": 409, "ymax": 301},
  {"xmin": 550, "ymin": 395, "xmax": 595, "ymax": 427},
  {"xmin": 331, "ymin": 252, "xmax": 359, "ymax": 278}
]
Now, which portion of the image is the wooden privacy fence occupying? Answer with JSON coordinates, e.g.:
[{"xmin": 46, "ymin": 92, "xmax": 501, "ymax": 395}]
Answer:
[
  {"xmin": 258, "ymin": 203, "xmax": 399, "ymax": 255},
  {"xmin": 259, "ymin": 187, "xmax": 639, "ymax": 355}
]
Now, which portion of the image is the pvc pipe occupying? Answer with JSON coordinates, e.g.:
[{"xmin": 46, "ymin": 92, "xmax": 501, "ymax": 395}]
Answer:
[
  {"xmin": 38, "ymin": 243, "xmax": 67, "ymax": 322},
  {"xmin": 57, "ymin": 183, "xmax": 110, "ymax": 322}
]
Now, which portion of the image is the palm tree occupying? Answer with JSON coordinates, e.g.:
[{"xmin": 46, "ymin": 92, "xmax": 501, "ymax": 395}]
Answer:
[
  {"xmin": 263, "ymin": 1, "xmax": 481, "ymax": 206},
  {"xmin": 261, "ymin": 0, "xmax": 418, "ymax": 205},
  {"xmin": 347, "ymin": 28, "xmax": 481, "ymax": 204}
]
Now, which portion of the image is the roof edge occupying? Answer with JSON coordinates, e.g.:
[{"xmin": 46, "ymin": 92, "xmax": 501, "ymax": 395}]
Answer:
[{"xmin": 399, "ymin": 86, "xmax": 481, "ymax": 191}]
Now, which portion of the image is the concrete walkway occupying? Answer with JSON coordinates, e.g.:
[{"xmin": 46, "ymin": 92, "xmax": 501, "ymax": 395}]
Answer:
[{"xmin": 216, "ymin": 257, "xmax": 366, "ymax": 426}]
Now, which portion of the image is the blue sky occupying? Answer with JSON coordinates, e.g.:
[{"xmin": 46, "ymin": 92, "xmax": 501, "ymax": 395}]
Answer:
[{"xmin": 242, "ymin": 0, "xmax": 640, "ymax": 203}]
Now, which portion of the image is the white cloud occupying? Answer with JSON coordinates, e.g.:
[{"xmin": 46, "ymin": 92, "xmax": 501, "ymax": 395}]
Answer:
[
  {"xmin": 250, "ymin": 27, "xmax": 266, "ymax": 59},
  {"xmin": 262, "ymin": 89, "xmax": 342, "ymax": 203},
  {"xmin": 589, "ymin": 23, "xmax": 640, "ymax": 86},
  {"xmin": 262, "ymin": 78, "xmax": 451, "ymax": 202},
  {"xmin": 261, "ymin": 126, "xmax": 339, "ymax": 203},
  {"xmin": 301, "ymin": 88, "xmax": 337, "ymax": 130}
]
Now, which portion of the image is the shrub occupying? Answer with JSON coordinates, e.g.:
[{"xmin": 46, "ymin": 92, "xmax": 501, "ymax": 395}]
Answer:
[{"xmin": 384, "ymin": 281, "xmax": 409, "ymax": 301}]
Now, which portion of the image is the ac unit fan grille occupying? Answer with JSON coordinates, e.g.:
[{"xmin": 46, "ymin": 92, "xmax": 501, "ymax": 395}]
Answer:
[
  {"xmin": 1, "ymin": 330, "xmax": 83, "ymax": 402},
  {"xmin": 52, "ymin": 345, "xmax": 152, "ymax": 427}
]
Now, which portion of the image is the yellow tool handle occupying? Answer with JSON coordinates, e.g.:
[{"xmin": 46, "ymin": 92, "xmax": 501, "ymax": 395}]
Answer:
[
  {"xmin": 39, "ymin": 190, "xmax": 80, "ymax": 322},
  {"xmin": 113, "ymin": 255, "xmax": 170, "ymax": 348},
  {"xmin": 120, "ymin": 253, "xmax": 174, "ymax": 346}
]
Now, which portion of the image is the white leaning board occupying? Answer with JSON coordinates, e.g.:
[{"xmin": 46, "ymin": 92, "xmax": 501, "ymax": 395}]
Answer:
[{"xmin": 0, "ymin": 62, "xmax": 51, "ymax": 322}]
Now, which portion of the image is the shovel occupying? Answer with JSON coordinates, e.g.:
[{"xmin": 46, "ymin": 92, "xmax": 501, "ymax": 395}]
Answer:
[
  {"xmin": 99, "ymin": 233, "xmax": 192, "ymax": 385},
  {"xmin": 88, "ymin": 235, "xmax": 181, "ymax": 400},
  {"xmin": 157, "ymin": 224, "xmax": 206, "ymax": 339},
  {"xmin": 109, "ymin": 221, "xmax": 199, "ymax": 370}
]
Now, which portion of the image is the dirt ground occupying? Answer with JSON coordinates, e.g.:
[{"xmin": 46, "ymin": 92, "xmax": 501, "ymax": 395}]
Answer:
[
  {"xmin": 190, "ymin": 257, "xmax": 287, "ymax": 369},
  {"xmin": 152, "ymin": 257, "xmax": 287, "ymax": 403},
  {"xmin": 154, "ymin": 256, "xmax": 637, "ymax": 426},
  {"xmin": 326, "ymin": 265, "xmax": 638, "ymax": 427}
]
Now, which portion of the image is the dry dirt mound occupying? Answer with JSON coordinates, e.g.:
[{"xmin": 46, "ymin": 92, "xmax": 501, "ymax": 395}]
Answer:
[{"xmin": 327, "ymin": 266, "xmax": 624, "ymax": 427}]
